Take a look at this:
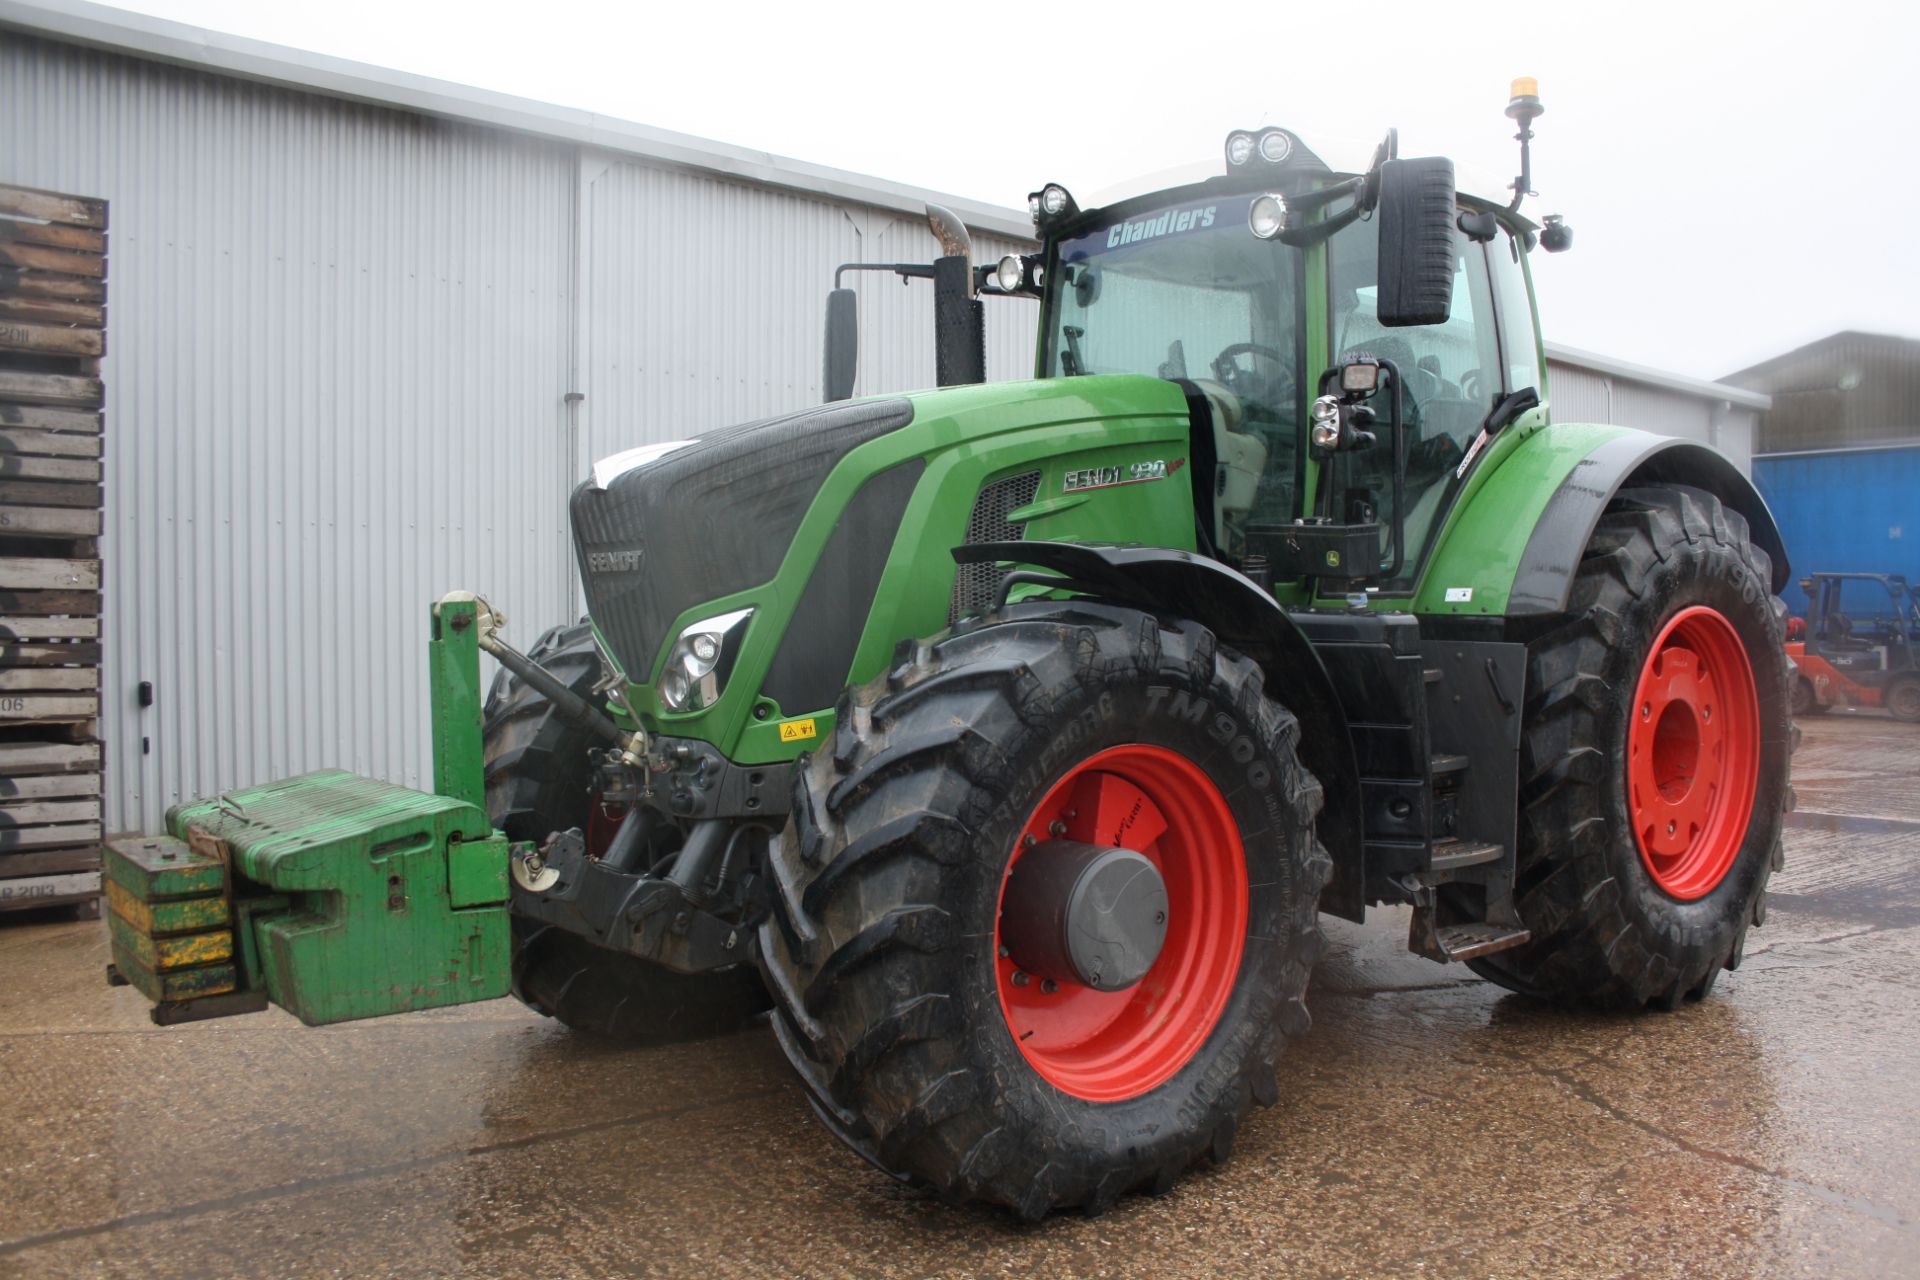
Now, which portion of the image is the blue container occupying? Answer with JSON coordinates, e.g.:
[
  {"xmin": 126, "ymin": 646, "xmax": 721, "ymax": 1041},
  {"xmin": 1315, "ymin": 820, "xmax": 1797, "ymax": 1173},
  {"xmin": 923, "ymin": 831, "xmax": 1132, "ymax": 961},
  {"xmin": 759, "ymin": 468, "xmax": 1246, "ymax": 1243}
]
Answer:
[{"xmin": 1753, "ymin": 444, "xmax": 1920, "ymax": 612}]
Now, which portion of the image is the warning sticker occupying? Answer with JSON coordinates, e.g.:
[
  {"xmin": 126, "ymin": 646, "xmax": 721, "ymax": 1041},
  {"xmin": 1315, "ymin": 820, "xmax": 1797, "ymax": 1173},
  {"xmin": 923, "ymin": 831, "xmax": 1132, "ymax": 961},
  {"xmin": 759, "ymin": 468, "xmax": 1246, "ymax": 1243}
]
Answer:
[{"xmin": 779, "ymin": 718, "xmax": 818, "ymax": 743}]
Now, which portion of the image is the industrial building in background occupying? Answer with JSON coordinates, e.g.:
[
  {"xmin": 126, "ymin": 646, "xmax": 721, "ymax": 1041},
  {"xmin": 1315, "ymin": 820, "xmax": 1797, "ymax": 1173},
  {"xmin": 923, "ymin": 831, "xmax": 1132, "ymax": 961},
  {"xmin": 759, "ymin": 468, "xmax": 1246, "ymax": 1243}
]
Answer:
[
  {"xmin": 1731, "ymin": 331, "xmax": 1920, "ymax": 610},
  {"xmin": 0, "ymin": 0, "xmax": 1770, "ymax": 832}
]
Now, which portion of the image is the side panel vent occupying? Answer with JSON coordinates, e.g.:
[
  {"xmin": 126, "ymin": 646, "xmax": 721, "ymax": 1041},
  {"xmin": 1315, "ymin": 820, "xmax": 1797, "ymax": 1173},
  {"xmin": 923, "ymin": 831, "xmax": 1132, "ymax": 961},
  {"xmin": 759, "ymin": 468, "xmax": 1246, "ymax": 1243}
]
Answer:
[{"xmin": 950, "ymin": 470, "xmax": 1042, "ymax": 623}]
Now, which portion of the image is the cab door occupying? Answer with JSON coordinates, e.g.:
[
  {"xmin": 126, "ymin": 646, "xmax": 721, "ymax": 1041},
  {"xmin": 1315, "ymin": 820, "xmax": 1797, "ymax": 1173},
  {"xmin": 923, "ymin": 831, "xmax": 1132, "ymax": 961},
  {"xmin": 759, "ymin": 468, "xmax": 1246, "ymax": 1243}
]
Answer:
[{"xmin": 1322, "ymin": 211, "xmax": 1515, "ymax": 594}]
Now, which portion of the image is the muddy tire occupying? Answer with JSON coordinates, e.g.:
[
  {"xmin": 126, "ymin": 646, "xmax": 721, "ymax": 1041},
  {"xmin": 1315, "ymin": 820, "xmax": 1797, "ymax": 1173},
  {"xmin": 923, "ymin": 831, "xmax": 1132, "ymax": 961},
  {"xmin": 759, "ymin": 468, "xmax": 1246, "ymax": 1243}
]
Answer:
[
  {"xmin": 1468, "ymin": 485, "xmax": 1792, "ymax": 1009},
  {"xmin": 757, "ymin": 603, "xmax": 1330, "ymax": 1218},
  {"xmin": 485, "ymin": 622, "xmax": 768, "ymax": 1043}
]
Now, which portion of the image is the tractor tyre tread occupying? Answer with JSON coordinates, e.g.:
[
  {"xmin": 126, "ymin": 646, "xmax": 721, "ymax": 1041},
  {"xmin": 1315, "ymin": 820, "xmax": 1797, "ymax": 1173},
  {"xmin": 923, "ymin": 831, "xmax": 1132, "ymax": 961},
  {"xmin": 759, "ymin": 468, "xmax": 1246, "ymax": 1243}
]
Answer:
[
  {"xmin": 756, "ymin": 602, "xmax": 1329, "ymax": 1217},
  {"xmin": 1467, "ymin": 484, "xmax": 1793, "ymax": 1009}
]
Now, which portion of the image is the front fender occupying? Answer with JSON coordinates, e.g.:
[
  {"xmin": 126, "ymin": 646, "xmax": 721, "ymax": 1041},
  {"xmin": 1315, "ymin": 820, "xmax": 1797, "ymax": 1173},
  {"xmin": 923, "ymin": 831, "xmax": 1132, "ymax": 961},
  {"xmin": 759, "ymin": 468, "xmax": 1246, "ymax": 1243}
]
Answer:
[
  {"xmin": 1416, "ymin": 423, "xmax": 1789, "ymax": 618},
  {"xmin": 953, "ymin": 540, "xmax": 1368, "ymax": 919}
]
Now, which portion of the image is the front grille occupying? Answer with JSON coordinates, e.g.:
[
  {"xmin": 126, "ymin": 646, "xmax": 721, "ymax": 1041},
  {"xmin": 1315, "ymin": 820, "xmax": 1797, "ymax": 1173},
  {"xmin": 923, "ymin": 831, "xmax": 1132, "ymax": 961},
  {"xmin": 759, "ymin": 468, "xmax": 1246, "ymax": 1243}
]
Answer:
[
  {"xmin": 572, "ymin": 398, "xmax": 913, "ymax": 681},
  {"xmin": 950, "ymin": 470, "xmax": 1041, "ymax": 623}
]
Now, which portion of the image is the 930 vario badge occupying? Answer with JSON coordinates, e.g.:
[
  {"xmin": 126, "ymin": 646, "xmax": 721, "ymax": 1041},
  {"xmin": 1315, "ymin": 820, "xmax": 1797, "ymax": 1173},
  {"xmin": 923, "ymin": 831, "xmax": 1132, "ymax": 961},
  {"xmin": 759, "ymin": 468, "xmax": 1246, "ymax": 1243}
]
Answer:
[{"xmin": 1062, "ymin": 457, "xmax": 1183, "ymax": 494}]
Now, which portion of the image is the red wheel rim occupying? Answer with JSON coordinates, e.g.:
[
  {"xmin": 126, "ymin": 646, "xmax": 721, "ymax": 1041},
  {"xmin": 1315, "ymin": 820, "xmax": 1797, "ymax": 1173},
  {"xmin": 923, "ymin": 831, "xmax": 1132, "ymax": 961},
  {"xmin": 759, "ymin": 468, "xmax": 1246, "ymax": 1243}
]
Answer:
[
  {"xmin": 993, "ymin": 744, "xmax": 1246, "ymax": 1102},
  {"xmin": 1627, "ymin": 606, "xmax": 1761, "ymax": 900}
]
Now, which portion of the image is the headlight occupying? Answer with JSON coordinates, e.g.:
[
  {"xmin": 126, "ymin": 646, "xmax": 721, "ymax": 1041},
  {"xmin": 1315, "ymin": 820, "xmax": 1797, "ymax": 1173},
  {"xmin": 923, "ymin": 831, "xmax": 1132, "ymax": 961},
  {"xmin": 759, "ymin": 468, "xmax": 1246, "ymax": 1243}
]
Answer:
[
  {"xmin": 1257, "ymin": 129, "xmax": 1292, "ymax": 163},
  {"xmin": 1310, "ymin": 396, "xmax": 1342, "ymax": 450},
  {"xmin": 1248, "ymin": 193, "xmax": 1288, "ymax": 240},
  {"xmin": 657, "ymin": 607, "xmax": 753, "ymax": 713},
  {"xmin": 1225, "ymin": 131, "xmax": 1256, "ymax": 167},
  {"xmin": 995, "ymin": 254, "xmax": 1026, "ymax": 292}
]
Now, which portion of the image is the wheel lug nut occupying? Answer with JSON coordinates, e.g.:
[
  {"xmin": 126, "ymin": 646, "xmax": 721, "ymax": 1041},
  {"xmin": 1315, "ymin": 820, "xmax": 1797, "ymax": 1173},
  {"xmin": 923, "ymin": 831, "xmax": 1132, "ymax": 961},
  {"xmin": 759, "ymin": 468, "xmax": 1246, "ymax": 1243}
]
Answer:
[
  {"xmin": 1049, "ymin": 820, "xmax": 1067, "ymax": 837},
  {"xmin": 1641, "ymin": 704, "xmax": 1651, "ymax": 719},
  {"xmin": 1667, "ymin": 821, "xmax": 1676, "ymax": 835},
  {"xmin": 1011, "ymin": 971, "xmax": 1030, "ymax": 987},
  {"xmin": 1023, "ymin": 835, "xmax": 1037, "ymax": 848},
  {"xmin": 998, "ymin": 944, "xmax": 1010, "ymax": 958},
  {"xmin": 1041, "ymin": 978, "xmax": 1058, "ymax": 994}
]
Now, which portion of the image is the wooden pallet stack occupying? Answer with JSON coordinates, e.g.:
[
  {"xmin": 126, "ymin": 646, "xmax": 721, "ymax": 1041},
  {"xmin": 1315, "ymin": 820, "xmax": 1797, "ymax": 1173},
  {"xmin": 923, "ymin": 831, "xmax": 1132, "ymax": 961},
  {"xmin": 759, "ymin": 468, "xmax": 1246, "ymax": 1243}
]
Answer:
[{"xmin": 0, "ymin": 182, "xmax": 107, "ymax": 919}]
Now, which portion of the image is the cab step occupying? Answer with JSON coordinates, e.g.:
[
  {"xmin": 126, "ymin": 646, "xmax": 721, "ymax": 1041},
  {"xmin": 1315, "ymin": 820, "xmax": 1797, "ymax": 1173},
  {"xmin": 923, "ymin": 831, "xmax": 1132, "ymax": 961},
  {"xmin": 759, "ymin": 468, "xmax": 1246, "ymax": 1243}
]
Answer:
[
  {"xmin": 1429, "ymin": 920, "xmax": 1531, "ymax": 962},
  {"xmin": 1427, "ymin": 837, "xmax": 1503, "ymax": 871}
]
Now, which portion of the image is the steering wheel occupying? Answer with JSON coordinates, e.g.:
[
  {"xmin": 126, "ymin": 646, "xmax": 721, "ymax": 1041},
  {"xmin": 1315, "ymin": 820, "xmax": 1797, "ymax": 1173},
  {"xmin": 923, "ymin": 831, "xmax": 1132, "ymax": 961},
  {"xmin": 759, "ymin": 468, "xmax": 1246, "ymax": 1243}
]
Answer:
[{"xmin": 1211, "ymin": 342, "xmax": 1293, "ymax": 409}]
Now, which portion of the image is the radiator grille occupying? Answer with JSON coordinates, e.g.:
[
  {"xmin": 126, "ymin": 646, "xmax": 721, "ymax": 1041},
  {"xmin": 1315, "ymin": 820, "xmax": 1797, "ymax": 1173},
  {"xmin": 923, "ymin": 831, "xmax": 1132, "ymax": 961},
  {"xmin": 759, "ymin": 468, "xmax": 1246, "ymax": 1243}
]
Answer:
[{"xmin": 950, "ymin": 470, "xmax": 1041, "ymax": 623}]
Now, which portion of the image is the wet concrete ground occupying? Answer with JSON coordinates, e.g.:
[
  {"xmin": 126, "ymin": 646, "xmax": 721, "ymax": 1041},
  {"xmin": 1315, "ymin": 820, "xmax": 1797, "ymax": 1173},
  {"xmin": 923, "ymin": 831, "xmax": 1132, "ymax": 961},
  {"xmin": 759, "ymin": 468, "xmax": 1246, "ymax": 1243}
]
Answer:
[{"xmin": 2, "ymin": 711, "xmax": 1917, "ymax": 1279}]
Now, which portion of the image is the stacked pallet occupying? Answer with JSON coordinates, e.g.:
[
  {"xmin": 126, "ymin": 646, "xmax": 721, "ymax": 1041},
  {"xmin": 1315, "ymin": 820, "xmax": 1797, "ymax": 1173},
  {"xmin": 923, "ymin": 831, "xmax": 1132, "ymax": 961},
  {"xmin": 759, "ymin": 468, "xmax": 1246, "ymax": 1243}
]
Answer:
[{"xmin": 0, "ymin": 183, "xmax": 107, "ymax": 919}]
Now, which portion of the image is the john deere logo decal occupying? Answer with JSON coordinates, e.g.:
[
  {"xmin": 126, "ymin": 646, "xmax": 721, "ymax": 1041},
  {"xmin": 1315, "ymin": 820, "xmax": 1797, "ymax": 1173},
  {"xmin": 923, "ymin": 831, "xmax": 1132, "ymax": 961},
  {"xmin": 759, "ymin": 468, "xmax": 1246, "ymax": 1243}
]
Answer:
[{"xmin": 1063, "ymin": 458, "xmax": 1184, "ymax": 494}]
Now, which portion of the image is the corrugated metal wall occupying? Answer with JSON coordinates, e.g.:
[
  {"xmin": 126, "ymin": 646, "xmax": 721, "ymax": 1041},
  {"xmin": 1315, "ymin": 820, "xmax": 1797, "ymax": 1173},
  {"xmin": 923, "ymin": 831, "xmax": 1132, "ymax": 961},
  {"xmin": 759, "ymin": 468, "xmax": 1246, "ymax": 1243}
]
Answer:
[
  {"xmin": 1, "ymin": 32, "xmax": 1039, "ymax": 830},
  {"xmin": 579, "ymin": 155, "xmax": 1034, "ymax": 468},
  {"xmin": 1546, "ymin": 357, "xmax": 1758, "ymax": 473},
  {"xmin": 1726, "ymin": 331, "xmax": 1920, "ymax": 454},
  {"xmin": 1754, "ymin": 445, "xmax": 1920, "ymax": 609}
]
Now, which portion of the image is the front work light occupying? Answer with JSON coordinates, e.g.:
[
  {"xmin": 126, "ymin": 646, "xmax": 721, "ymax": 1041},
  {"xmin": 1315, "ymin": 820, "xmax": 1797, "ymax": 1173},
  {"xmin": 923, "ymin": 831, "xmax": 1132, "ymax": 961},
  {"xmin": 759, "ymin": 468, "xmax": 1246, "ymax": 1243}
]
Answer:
[
  {"xmin": 1310, "ymin": 396, "xmax": 1342, "ymax": 450},
  {"xmin": 1029, "ymin": 184, "xmax": 1079, "ymax": 232},
  {"xmin": 1225, "ymin": 131, "xmax": 1256, "ymax": 167},
  {"xmin": 1340, "ymin": 360, "xmax": 1381, "ymax": 394},
  {"xmin": 657, "ymin": 606, "xmax": 753, "ymax": 713},
  {"xmin": 995, "ymin": 254, "xmax": 1027, "ymax": 292},
  {"xmin": 1257, "ymin": 129, "xmax": 1292, "ymax": 163},
  {"xmin": 1248, "ymin": 194, "xmax": 1288, "ymax": 240}
]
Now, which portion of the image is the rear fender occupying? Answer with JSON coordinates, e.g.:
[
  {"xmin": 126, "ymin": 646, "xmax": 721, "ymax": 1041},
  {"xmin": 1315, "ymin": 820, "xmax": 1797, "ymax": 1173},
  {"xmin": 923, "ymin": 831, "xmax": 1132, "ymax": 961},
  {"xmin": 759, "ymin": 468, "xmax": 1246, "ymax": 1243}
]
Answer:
[
  {"xmin": 1418, "ymin": 426, "xmax": 1790, "ymax": 618},
  {"xmin": 954, "ymin": 540, "xmax": 1367, "ymax": 920}
]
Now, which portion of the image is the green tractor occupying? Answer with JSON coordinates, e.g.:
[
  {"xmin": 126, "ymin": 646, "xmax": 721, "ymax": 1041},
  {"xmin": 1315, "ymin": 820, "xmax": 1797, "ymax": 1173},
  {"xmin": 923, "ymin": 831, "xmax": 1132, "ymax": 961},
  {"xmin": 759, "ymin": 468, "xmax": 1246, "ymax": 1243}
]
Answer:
[{"xmin": 105, "ymin": 82, "xmax": 1792, "ymax": 1218}]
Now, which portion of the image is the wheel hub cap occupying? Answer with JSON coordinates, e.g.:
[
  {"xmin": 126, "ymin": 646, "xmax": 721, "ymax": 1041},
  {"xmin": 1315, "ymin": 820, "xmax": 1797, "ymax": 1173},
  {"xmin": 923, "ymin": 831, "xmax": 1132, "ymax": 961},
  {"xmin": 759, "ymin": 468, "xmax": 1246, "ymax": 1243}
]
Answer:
[
  {"xmin": 1001, "ymin": 841, "xmax": 1169, "ymax": 992},
  {"xmin": 993, "ymin": 744, "xmax": 1247, "ymax": 1103}
]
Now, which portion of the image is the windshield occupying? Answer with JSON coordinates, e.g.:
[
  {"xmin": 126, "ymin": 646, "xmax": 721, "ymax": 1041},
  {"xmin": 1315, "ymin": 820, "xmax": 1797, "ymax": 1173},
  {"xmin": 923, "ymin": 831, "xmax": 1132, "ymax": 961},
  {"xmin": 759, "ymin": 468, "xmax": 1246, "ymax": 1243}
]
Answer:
[{"xmin": 1045, "ymin": 194, "xmax": 1303, "ymax": 524}]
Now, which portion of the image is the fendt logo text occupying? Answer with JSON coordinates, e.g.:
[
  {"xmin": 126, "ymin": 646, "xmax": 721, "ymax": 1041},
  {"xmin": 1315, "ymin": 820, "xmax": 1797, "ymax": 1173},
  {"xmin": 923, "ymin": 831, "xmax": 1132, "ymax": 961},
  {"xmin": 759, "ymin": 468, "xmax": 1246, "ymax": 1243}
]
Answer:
[{"xmin": 587, "ymin": 549, "xmax": 644, "ymax": 573}]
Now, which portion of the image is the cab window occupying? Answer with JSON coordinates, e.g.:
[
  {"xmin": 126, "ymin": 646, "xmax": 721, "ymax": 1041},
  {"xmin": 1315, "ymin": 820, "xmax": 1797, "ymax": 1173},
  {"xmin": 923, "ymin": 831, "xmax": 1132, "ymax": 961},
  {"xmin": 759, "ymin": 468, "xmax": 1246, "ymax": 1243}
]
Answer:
[
  {"xmin": 1488, "ymin": 227, "xmax": 1542, "ymax": 393},
  {"xmin": 1328, "ymin": 218, "xmax": 1502, "ymax": 587}
]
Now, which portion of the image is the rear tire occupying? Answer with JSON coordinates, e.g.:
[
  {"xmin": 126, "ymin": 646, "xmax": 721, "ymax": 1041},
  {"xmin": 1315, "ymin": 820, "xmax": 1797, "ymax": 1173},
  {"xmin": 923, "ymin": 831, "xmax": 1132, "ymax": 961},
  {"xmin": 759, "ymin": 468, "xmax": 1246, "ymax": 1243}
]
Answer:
[
  {"xmin": 1469, "ymin": 485, "xmax": 1792, "ymax": 1009},
  {"xmin": 757, "ymin": 603, "xmax": 1330, "ymax": 1217},
  {"xmin": 485, "ymin": 622, "xmax": 768, "ymax": 1043}
]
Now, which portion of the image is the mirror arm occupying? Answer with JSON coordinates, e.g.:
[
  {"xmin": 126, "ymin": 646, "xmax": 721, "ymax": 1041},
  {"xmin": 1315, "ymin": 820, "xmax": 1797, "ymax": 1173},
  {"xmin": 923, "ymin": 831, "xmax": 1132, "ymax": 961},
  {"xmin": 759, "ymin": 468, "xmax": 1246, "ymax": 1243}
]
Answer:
[
  {"xmin": 832, "ymin": 261, "xmax": 937, "ymax": 288},
  {"xmin": 1279, "ymin": 200, "xmax": 1365, "ymax": 248}
]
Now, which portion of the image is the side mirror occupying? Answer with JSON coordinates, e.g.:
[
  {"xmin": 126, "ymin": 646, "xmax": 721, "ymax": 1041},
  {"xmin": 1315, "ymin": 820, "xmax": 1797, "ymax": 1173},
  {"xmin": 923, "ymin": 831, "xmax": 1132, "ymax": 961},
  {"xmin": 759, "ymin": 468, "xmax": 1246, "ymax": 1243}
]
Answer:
[
  {"xmin": 1375, "ymin": 157, "xmax": 1457, "ymax": 328},
  {"xmin": 823, "ymin": 287, "xmax": 858, "ymax": 402}
]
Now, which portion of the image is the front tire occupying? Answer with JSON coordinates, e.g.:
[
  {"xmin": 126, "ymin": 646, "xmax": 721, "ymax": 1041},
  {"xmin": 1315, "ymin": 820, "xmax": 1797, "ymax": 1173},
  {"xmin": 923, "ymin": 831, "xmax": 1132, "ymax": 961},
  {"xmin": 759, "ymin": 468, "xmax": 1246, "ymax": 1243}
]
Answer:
[
  {"xmin": 1470, "ymin": 485, "xmax": 1792, "ymax": 1008},
  {"xmin": 1885, "ymin": 676, "xmax": 1920, "ymax": 724},
  {"xmin": 757, "ymin": 604, "xmax": 1330, "ymax": 1217},
  {"xmin": 1788, "ymin": 675, "xmax": 1824, "ymax": 717}
]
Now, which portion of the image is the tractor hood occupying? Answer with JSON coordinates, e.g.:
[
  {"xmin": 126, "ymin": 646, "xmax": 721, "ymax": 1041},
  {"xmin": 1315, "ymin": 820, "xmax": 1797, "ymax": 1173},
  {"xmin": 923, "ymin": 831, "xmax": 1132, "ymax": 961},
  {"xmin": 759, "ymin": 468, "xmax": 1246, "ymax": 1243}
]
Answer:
[{"xmin": 570, "ymin": 397, "xmax": 915, "ymax": 682}]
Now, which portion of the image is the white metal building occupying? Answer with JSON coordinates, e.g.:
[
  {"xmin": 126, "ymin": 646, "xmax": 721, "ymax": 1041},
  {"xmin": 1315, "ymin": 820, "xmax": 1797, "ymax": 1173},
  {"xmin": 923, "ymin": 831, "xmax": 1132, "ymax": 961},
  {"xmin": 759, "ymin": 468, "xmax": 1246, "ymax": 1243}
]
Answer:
[
  {"xmin": 0, "ymin": 0, "xmax": 1766, "ymax": 831},
  {"xmin": 1546, "ymin": 342, "xmax": 1767, "ymax": 474}
]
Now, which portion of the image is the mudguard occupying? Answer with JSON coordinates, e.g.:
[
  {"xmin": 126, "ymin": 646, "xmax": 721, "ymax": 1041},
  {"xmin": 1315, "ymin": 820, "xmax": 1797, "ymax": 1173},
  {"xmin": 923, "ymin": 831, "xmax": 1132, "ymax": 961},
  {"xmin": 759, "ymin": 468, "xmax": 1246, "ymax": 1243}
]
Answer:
[
  {"xmin": 1416, "ymin": 424, "xmax": 1789, "ymax": 618},
  {"xmin": 953, "ymin": 540, "xmax": 1367, "ymax": 917}
]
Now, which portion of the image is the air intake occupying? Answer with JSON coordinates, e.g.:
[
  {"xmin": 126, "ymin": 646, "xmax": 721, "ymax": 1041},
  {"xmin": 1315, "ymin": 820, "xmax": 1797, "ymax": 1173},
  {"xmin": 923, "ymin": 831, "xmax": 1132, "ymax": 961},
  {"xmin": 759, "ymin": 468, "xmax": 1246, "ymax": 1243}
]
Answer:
[{"xmin": 950, "ymin": 470, "xmax": 1041, "ymax": 623}]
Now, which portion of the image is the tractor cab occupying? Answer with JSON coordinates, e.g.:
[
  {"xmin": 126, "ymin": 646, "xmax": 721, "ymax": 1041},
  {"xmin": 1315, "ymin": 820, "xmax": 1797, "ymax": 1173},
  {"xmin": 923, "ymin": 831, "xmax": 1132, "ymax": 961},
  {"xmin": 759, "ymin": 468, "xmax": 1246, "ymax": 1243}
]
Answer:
[{"xmin": 1024, "ymin": 141, "xmax": 1548, "ymax": 598}]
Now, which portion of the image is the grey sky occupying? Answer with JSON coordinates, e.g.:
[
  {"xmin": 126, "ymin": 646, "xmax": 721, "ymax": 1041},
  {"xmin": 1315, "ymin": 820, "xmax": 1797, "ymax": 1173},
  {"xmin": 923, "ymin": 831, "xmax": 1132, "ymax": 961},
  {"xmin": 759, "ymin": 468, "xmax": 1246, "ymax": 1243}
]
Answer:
[{"xmin": 116, "ymin": 0, "xmax": 1919, "ymax": 381}]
